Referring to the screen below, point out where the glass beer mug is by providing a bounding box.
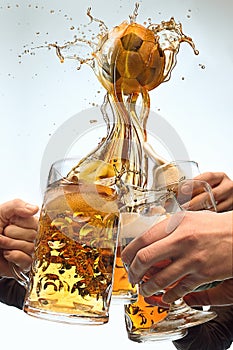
[13,158,119,325]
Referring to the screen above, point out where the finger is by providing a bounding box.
[180,180,204,197]
[127,234,187,286]
[121,218,168,267]
[194,172,224,188]
[216,197,233,212]
[144,295,170,309]
[182,192,216,211]
[139,259,190,297]
[0,250,10,276]
[183,290,212,306]
[121,212,184,267]
[0,235,35,255]
[212,182,233,211]
[0,199,39,227]
[4,225,37,242]
[9,213,39,230]
[179,179,216,211]
[3,250,32,271]
[162,276,206,304]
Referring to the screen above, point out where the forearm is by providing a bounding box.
[173,305,233,350]
[0,277,26,309]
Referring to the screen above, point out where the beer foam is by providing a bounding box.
[154,163,181,188]
[120,207,166,240]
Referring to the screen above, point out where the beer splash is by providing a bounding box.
[30,4,198,310]
[49,4,198,187]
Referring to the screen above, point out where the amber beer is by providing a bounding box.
[112,190,169,304]
[112,246,138,303]
[124,294,168,342]
[23,179,119,324]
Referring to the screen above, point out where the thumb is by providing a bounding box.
[183,290,211,306]
[0,199,39,228]
[184,280,231,307]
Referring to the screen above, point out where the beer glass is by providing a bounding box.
[152,159,217,211]
[112,186,172,305]
[119,187,216,341]
[119,189,187,341]
[112,160,199,305]
[14,158,119,324]
[152,160,200,190]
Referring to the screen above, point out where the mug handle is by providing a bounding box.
[10,263,29,288]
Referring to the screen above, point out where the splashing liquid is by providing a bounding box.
[50,4,198,188]
[38,4,199,311]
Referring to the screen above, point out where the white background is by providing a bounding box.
[0,0,232,349]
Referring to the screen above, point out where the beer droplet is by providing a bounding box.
[199,63,205,69]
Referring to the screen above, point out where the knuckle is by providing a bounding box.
[5,250,31,269]
[30,229,37,240]
[11,198,25,207]
[23,229,37,242]
[154,276,167,290]
[182,232,198,246]
[3,225,13,237]
[179,280,194,294]
[219,172,227,179]
[199,171,213,182]
[136,248,150,267]
[27,242,35,255]
[180,223,199,246]
[141,279,163,296]
[229,180,233,191]
[0,235,12,248]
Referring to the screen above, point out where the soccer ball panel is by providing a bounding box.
[121,33,143,51]
[116,50,144,78]
[123,23,155,43]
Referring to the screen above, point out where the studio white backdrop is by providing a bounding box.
[0,1,232,349]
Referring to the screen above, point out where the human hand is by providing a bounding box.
[0,199,39,278]
[121,210,233,304]
[183,278,233,306]
[192,172,233,212]
[145,278,233,307]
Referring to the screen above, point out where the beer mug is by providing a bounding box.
[119,189,188,341]
[112,185,174,305]
[13,158,119,324]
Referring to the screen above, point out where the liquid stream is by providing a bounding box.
[25,4,199,312]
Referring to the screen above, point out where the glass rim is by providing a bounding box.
[166,159,199,167]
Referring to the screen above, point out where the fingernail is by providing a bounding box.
[128,273,136,285]
[140,284,151,297]
[181,202,190,210]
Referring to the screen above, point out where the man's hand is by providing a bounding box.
[121,210,233,304]
[184,278,233,306]
[194,172,233,212]
[0,199,39,278]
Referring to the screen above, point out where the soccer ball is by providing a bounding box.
[94,21,166,95]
